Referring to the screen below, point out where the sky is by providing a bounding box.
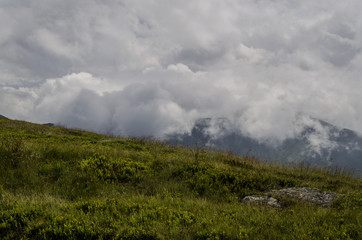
[1,0,362,142]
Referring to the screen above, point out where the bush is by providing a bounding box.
[80,154,150,183]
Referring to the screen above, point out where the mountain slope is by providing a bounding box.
[168,117,362,175]
[0,118,361,239]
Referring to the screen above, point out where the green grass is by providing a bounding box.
[0,118,361,239]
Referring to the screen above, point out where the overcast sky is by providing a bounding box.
[1,0,362,141]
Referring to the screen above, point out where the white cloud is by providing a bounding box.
[167,63,192,73]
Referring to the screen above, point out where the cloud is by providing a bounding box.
[1,0,362,144]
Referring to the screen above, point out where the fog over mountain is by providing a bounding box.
[1,1,362,148]
[167,116,362,175]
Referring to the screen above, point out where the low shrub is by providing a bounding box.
[80,153,150,183]
[332,192,362,210]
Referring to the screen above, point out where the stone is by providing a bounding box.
[242,195,281,208]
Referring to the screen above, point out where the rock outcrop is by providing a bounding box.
[242,187,342,208]
[242,195,281,208]
[268,187,342,208]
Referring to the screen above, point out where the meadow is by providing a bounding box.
[0,118,361,239]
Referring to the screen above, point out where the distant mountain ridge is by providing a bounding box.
[0,114,8,119]
[168,117,362,175]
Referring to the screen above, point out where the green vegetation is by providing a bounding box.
[0,118,361,239]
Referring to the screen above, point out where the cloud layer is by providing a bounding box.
[1,0,362,141]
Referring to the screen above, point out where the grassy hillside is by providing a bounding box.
[0,118,361,239]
